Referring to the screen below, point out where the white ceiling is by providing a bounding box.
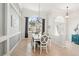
[19,3,79,13]
[19,3,79,18]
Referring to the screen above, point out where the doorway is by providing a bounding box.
[25,16,45,38]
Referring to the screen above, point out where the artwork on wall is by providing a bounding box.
[11,15,13,27]
[10,14,19,28]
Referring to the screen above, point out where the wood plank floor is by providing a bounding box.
[10,37,79,56]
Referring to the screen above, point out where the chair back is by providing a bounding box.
[40,35,48,44]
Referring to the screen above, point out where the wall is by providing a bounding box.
[9,34,20,50]
[22,8,47,19]
[47,10,67,46]
[8,4,20,36]
[0,3,6,37]
[0,3,3,37]
[7,4,22,54]
[0,40,7,55]
[0,3,7,56]
[21,15,25,39]
[0,3,25,55]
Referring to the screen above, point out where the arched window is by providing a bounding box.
[54,16,65,36]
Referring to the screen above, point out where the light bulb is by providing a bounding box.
[65,15,69,18]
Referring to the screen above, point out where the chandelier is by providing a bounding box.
[65,5,69,18]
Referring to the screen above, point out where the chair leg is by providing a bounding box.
[46,47,48,54]
[40,47,42,54]
[50,39,51,47]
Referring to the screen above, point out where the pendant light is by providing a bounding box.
[65,4,69,18]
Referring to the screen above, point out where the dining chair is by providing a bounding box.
[40,34,49,54]
[32,32,41,52]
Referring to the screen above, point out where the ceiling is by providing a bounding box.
[19,3,79,18]
[19,3,79,13]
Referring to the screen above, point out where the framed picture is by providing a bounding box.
[11,15,14,27]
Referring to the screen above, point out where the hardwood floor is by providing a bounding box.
[10,37,79,56]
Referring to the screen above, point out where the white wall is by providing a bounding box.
[22,8,47,19]
[0,4,3,37]
[7,4,20,36]
[47,10,67,46]
[5,4,22,55]
[0,3,25,55]
[0,3,6,37]
[21,15,25,39]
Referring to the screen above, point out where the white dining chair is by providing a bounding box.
[32,33,41,52]
[40,35,49,54]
